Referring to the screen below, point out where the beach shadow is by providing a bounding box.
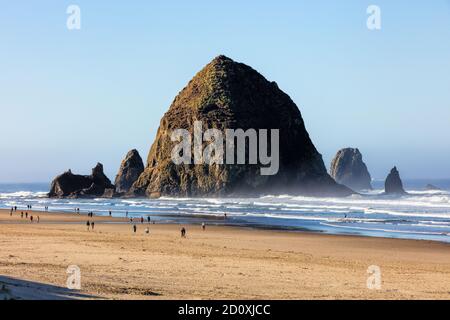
[0,275,98,300]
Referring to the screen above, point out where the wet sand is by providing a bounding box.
[1,209,450,300]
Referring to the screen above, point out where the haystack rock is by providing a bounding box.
[131,55,352,198]
[114,149,145,194]
[384,166,406,195]
[330,148,372,191]
[48,163,114,198]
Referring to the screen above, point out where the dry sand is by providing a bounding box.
[1,209,450,300]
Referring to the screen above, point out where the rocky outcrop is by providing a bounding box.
[384,167,406,195]
[102,188,117,198]
[48,163,114,198]
[330,148,372,191]
[114,149,144,194]
[131,55,352,198]
[425,184,441,191]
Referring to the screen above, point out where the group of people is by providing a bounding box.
[128,216,154,224]
[8,204,212,239]
[129,224,205,238]
[86,220,95,231]
[132,224,151,235]
[10,207,39,223]
[180,223,205,238]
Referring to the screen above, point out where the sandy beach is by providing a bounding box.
[1,209,450,300]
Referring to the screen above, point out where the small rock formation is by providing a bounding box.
[48,163,114,198]
[102,188,117,198]
[131,55,352,198]
[330,148,372,191]
[384,167,406,195]
[114,149,144,194]
[425,184,441,191]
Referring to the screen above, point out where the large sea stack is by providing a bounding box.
[131,55,351,198]
[114,149,145,194]
[49,163,114,198]
[384,166,406,195]
[330,148,372,191]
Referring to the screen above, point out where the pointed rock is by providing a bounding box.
[330,148,372,191]
[131,55,352,197]
[115,149,144,194]
[384,166,406,195]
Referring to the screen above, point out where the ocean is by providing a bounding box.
[1,180,450,243]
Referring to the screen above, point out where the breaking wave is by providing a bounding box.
[1,184,450,242]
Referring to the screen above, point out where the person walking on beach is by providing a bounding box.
[86,221,90,231]
[140,217,144,224]
[10,208,13,216]
[25,212,28,219]
[91,222,95,231]
[21,212,23,218]
[30,216,33,223]
[126,211,128,218]
[133,225,137,233]
[109,210,112,217]
[202,222,206,231]
[14,206,17,212]
[181,227,186,238]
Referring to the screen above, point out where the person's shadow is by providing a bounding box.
[0,275,98,300]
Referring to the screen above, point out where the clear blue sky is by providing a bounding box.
[1,0,449,183]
